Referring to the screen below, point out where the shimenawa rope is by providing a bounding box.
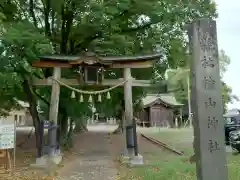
[51,77,129,95]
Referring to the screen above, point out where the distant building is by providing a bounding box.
[134,94,183,128]
[0,100,33,126]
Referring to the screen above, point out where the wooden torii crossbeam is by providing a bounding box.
[32,53,161,87]
[31,52,162,164]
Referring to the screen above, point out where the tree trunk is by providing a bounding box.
[112,117,123,134]
[67,118,74,144]
[61,117,75,149]
[74,117,88,133]
[22,76,42,157]
[112,96,124,134]
[74,120,81,132]
[57,110,68,145]
[57,110,71,149]
[30,105,42,157]
[112,102,124,134]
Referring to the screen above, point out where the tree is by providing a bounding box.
[0,0,218,150]
[165,49,238,116]
[0,21,52,156]
[219,49,231,78]
[165,67,191,126]
[219,50,239,111]
[165,67,190,103]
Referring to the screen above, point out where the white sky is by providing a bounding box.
[216,0,240,109]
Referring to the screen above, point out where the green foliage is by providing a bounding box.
[0,72,21,116]
[0,0,218,128]
[165,68,189,103]
[0,21,52,116]
[219,49,231,78]
[222,82,239,112]
[165,49,238,111]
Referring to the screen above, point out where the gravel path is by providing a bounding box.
[57,131,119,180]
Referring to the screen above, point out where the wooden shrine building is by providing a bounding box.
[31,52,162,162]
[135,94,183,128]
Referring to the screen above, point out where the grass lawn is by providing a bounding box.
[120,128,240,180]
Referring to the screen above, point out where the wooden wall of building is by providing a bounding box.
[150,104,174,127]
[135,103,174,128]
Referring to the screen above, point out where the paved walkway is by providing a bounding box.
[57,129,119,180]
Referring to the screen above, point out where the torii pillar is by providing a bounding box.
[31,67,62,168]
[48,67,61,157]
[123,67,143,165]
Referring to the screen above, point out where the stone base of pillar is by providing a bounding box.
[130,154,144,165]
[48,153,62,165]
[119,154,144,166]
[30,153,62,169]
[30,155,62,175]
[30,156,48,168]
[119,154,131,164]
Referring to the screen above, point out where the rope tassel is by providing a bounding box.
[106,92,111,99]
[98,94,102,102]
[52,77,128,101]
[88,95,93,103]
[71,91,76,99]
[79,94,84,102]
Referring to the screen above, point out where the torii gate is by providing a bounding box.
[31,52,161,165]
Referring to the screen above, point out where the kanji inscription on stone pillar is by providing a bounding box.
[188,20,228,180]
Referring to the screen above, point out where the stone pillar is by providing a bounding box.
[188,19,228,180]
[48,67,61,157]
[123,68,143,165]
[124,68,135,157]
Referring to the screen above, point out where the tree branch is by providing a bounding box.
[60,2,74,54]
[41,0,51,37]
[29,0,38,28]
[33,88,67,115]
[51,9,55,34]
[73,1,135,51]
[120,22,154,33]
[60,4,66,53]
[74,21,155,50]
[33,90,50,106]
[74,32,103,50]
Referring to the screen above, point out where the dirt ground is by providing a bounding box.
[56,131,119,180]
[0,126,121,180]
[0,127,55,179]
[0,126,174,180]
